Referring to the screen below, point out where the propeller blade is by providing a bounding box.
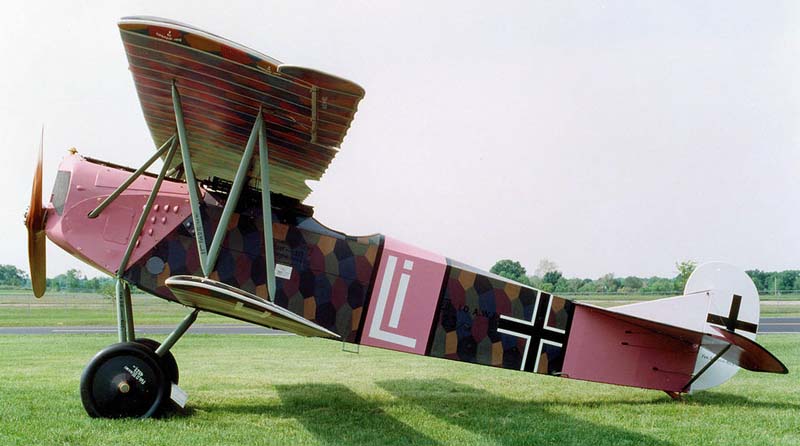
[25,129,46,298]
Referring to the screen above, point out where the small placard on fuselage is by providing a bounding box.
[275,264,293,279]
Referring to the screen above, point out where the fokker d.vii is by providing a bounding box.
[24,16,787,419]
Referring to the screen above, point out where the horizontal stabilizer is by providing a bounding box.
[165,275,340,339]
[598,303,704,345]
[607,263,776,391]
[578,304,788,381]
[707,327,787,374]
[599,304,788,374]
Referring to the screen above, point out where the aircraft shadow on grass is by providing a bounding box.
[205,384,436,445]
[208,380,677,446]
[375,379,676,446]
[377,379,800,444]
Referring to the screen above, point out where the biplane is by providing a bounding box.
[24,16,787,419]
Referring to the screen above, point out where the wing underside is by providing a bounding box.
[118,16,365,200]
[165,275,340,339]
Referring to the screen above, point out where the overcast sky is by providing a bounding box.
[1,1,798,280]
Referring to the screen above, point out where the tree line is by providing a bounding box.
[0,265,116,296]
[489,259,800,295]
[1,261,798,296]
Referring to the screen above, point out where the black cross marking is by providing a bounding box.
[498,292,566,373]
[706,294,758,334]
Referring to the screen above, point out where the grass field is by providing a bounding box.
[582,299,800,317]
[760,305,800,317]
[0,334,797,446]
[2,292,799,327]
[0,293,236,327]
[561,292,800,302]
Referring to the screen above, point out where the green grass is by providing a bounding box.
[761,305,800,318]
[3,292,799,328]
[563,292,800,302]
[579,299,800,317]
[0,334,797,446]
[0,293,236,327]
[572,294,800,317]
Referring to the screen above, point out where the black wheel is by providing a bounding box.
[134,338,179,384]
[80,342,169,419]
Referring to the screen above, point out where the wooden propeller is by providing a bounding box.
[25,131,46,298]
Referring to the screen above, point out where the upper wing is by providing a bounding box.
[118,16,365,200]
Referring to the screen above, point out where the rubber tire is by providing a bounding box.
[134,338,179,384]
[80,342,169,419]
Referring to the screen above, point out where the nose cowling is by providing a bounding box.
[43,153,193,277]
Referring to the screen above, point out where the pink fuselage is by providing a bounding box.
[46,154,192,276]
[45,153,385,343]
[44,154,709,394]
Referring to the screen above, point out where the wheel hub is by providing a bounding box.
[80,342,169,419]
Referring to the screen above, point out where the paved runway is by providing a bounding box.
[0,318,798,335]
[759,318,800,334]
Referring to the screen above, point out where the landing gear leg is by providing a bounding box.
[80,135,187,419]
[135,338,179,384]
